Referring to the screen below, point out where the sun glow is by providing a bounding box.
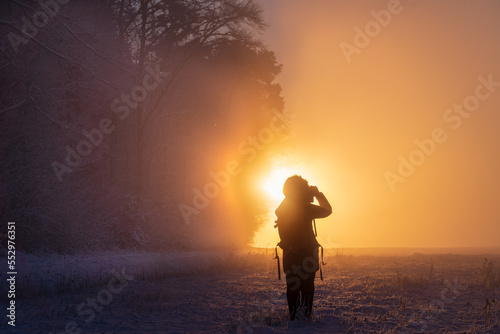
[260,167,295,203]
[252,166,305,248]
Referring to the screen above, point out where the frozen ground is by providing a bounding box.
[1,249,500,333]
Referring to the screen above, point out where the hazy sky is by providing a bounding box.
[253,0,500,248]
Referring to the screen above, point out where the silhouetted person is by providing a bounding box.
[275,175,332,320]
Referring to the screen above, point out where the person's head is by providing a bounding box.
[282,175,312,203]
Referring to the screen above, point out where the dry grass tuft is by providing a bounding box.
[478,258,500,291]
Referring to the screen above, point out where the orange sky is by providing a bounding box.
[253,0,500,248]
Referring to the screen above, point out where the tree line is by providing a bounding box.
[0,0,286,253]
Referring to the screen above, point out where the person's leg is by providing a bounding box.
[299,247,319,319]
[301,272,316,319]
[283,251,301,320]
[286,274,300,320]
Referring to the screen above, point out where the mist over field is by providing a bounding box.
[1,0,500,333]
[1,0,288,253]
[256,0,500,249]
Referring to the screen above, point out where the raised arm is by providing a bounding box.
[309,187,332,219]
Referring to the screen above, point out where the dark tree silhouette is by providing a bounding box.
[0,0,286,252]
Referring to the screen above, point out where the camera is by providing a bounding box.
[307,185,318,202]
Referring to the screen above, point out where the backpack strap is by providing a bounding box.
[313,219,326,280]
[318,244,326,281]
[274,245,281,280]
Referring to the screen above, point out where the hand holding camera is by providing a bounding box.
[309,185,320,198]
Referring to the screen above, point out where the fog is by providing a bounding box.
[254,0,500,248]
[2,0,500,253]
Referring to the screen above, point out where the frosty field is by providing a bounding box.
[2,249,499,333]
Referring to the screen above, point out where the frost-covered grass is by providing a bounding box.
[2,250,500,333]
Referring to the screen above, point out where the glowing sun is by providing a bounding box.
[260,167,296,202]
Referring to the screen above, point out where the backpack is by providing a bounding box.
[274,202,309,252]
[273,200,326,280]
